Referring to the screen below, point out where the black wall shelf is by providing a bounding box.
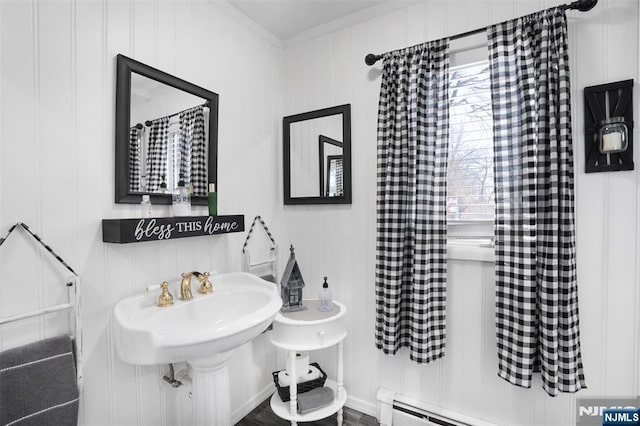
[102,215,244,243]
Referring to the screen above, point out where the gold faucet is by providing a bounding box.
[179,272,197,300]
[179,271,213,300]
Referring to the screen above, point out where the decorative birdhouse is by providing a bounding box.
[280,245,307,312]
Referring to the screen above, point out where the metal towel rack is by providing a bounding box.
[0,222,83,391]
[241,215,279,283]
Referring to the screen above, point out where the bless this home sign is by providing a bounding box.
[102,215,245,243]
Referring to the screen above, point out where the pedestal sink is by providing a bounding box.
[113,272,282,425]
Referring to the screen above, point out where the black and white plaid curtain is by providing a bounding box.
[375,39,450,363]
[146,117,170,192]
[333,158,343,196]
[179,105,207,196]
[128,126,142,192]
[488,7,586,396]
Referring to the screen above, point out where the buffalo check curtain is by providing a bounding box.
[488,7,586,396]
[179,105,207,197]
[146,117,170,192]
[128,126,142,192]
[375,39,450,363]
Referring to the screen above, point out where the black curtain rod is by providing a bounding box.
[132,101,211,129]
[364,0,597,66]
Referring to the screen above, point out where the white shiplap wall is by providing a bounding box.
[280,1,640,425]
[0,1,283,425]
[0,1,638,426]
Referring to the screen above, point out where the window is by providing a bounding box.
[447,60,495,222]
[167,120,180,191]
[166,117,190,191]
[447,60,495,259]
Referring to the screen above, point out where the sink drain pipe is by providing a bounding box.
[163,363,183,388]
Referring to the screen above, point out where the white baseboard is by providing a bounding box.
[231,382,275,424]
[346,394,378,419]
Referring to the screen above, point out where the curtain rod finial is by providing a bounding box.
[569,0,597,12]
[365,53,381,66]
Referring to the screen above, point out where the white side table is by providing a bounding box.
[270,299,347,426]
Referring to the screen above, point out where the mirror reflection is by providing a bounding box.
[319,135,344,197]
[290,115,342,198]
[129,72,209,197]
[115,54,218,205]
[283,104,351,205]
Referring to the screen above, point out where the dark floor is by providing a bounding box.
[236,395,378,425]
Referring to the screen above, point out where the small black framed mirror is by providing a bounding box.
[283,104,351,205]
[115,54,219,205]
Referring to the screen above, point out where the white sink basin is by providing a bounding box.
[113,272,282,366]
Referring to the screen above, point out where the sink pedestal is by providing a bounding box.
[189,352,233,426]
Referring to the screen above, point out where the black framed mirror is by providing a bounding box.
[283,104,351,205]
[115,54,219,205]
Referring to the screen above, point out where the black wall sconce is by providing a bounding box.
[584,79,634,173]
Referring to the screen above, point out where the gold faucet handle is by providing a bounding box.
[157,281,174,307]
[198,271,213,295]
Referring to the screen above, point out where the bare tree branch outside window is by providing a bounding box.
[447,61,495,221]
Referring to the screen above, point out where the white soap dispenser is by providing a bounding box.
[140,194,152,218]
[318,276,333,312]
[172,174,191,217]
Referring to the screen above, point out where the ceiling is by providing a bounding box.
[226,0,387,41]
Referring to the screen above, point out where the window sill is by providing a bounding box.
[447,241,495,262]
[447,220,495,262]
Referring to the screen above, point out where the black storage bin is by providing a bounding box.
[272,362,328,402]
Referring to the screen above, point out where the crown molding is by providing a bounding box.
[208,0,283,49]
[283,0,420,48]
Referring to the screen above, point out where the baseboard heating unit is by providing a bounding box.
[376,388,498,426]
